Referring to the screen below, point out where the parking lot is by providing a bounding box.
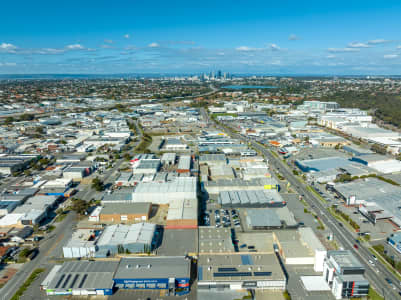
[202,208,242,230]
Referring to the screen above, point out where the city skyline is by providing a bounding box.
[1,0,401,75]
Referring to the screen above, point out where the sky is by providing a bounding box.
[1,0,401,75]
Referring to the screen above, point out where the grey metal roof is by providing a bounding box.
[47,261,118,290]
[218,190,283,207]
[97,223,155,247]
[246,209,282,227]
[101,202,151,215]
[114,256,190,279]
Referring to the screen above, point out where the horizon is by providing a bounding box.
[1,0,401,74]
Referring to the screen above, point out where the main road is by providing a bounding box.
[0,212,77,300]
[202,108,401,300]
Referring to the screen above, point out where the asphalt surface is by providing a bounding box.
[203,108,401,300]
[0,211,77,300]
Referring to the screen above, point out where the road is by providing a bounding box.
[0,211,77,300]
[202,108,401,299]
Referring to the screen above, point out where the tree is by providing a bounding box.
[91,177,105,192]
[70,198,89,215]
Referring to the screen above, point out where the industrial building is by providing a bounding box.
[133,159,161,175]
[245,208,297,229]
[113,256,191,295]
[219,190,286,208]
[161,152,176,165]
[203,178,279,196]
[96,223,157,256]
[274,228,326,271]
[295,156,352,173]
[198,227,235,254]
[43,261,118,296]
[351,154,401,173]
[0,154,39,175]
[323,250,369,299]
[99,202,152,223]
[209,165,235,180]
[63,229,98,258]
[333,178,401,227]
[177,155,191,173]
[132,177,197,204]
[197,254,286,291]
[199,154,227,166]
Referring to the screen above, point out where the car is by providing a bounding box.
[355,239,360,244]
[338,222,343,227]
[368,260,375,266]
[353,244,359,249]
[372,255,377,261]
[385,278,392,285]
[247,245,255,249]
[240,244,247,248]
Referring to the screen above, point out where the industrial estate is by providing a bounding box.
[0,76,401,300]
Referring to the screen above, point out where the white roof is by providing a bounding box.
[97,223,155,246]
[300,276,330,291]
[0,214,24,226]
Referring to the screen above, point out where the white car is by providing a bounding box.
[368,260,375,266]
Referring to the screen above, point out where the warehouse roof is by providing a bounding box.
[46,261,118,290]
[100,202,151,215]
[246,209,281,227]
[114,256,190,279]
[97,223,155,247]
[199,154,227,163]
[199,227,234,253]
[198,253,285,282]
[219,190,284,207]
[177,155,191,170]
[296,156,352,172]
[134,177,196,194]
[327,250,364,269]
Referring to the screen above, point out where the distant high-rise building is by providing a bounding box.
[217,70,222,79]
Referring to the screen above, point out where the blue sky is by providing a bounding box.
[1,0,401,74]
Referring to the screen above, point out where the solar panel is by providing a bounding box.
[240,255,254,265]
[253,272,272,276]
[61,274,72,288]
[218,267,237,272]
[69,274,80,288]
[55,274,65,289]
[78,274,88,288]
[213,272,252,277]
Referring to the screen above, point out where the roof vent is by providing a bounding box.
[126,264,132,269]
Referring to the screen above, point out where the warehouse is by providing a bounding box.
[219,190,285,208]
[244,208,298,230]
[199,154,227,166]
[114,172,133,186]
[0,154,39,175]
[43,261,118,296]
[198,227,235,254]
[133,159,161,175]
[132,177,197,204]
[63,229,98,258]
[295,157,352,173]
[113,256,191,295]
[102,190,133,204]
[161,153,176,165]
[197,253,286,291]
[63,166,88,180]
[96,223,156,256]
[177,155,191,173]
[333,178,401,227]
[11,195,60,225]
[166,197,198,229]
[274,228,326,271]
[99,202,152,223]
[163,138,188,151]
[203,178,279,195]
[351,154,401,173]
[209,165,235,180]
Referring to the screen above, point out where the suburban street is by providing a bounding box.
[203,108,401,300]
[0,211,77,300]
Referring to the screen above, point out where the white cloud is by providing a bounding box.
[104,39,113,44]
[37,48,65,55]
[148,42,160,48]
[384,54,399,59]
[65,44,85,50]
[100,44,114,49]
[288,34,300,41]
[328,47,360,53]
[236,46,254,51]
[270,43,281,51]
[124,34,130,39]
[326,55,336,59]
[348,42,370,48]
[368,39,392,45]
[0,43,17,50]
[397,45,401,50]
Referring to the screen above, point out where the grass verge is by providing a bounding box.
[11,268,45,300]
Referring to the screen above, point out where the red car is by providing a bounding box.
[353,244,359,249]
